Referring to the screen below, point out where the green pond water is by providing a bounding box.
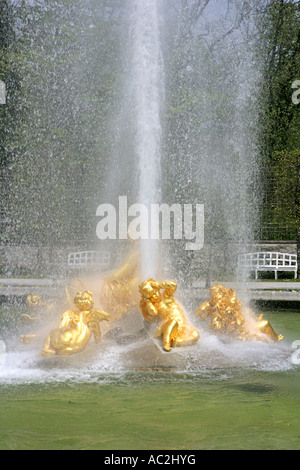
[0,308,299,450]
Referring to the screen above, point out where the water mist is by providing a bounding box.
[127,0,165,280]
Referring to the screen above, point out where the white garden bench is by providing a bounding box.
[238,252,298,279]
[67,251,111,271]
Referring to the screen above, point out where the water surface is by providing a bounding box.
[0,310,299,450]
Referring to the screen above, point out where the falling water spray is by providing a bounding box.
[128,0,165,280]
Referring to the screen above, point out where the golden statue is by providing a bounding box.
[139,278,199,352]
[99,249,140,321]
[19,293,55,344]
[19,293,54,325]
[41,290,110,356]
[195,283,283,342]
[64,249,140,324]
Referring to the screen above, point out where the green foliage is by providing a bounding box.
[273,150,300,231]
[257,0,300,159]
[255,0,300,242]
[0,1,24,168]
[1,0,123,246]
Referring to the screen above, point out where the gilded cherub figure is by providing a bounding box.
[139,278,199,352]
[41,290,110,356]
[19,293,55,345]
[195,283,283,342]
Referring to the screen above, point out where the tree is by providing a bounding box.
[0,1,30,243]
[257,0,300,159]
[1,0,123,248]
[255,0,300,253]
[273,150,300,277]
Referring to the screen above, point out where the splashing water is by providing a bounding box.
[0,1,297,388]
[0,326,295,386]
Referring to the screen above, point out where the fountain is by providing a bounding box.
[1,1,299,452]
[0,0,287,370]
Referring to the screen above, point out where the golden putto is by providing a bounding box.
[139,278,200,351]
[195,283,283,342]
[41,290,110,356]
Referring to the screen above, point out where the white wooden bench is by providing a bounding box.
[67,251,111,271]
[238,252,298,279]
